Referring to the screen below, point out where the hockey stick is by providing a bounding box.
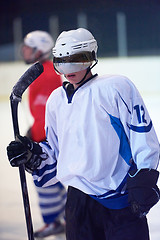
[10,62,44,240]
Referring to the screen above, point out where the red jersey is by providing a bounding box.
[29,60,62,142]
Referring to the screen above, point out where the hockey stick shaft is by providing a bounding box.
[9,62,44,240]
[10,99,34,240]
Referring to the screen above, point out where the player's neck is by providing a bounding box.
[73,71,93,89]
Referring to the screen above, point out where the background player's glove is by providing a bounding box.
[127,168,160,218]
[7,135,48,173]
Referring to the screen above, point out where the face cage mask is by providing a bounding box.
[53,51,96,74]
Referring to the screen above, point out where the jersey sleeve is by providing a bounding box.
[32,91,60,187]
[32,141,58,187]
[115,77,160,170]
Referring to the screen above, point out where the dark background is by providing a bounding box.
[1,0,160,61]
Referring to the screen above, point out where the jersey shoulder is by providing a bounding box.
[93,74,135,93]
[92,74,140,103]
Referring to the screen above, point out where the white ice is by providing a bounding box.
[0,57,160,239]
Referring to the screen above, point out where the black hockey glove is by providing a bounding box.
[127,168,160,218]
[7,135,48,173]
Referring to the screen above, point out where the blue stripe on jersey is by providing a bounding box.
[41,140,52,149]
[93,171,128,199]
[127,120,152,133]
[33,162,57,177]
[89,174,130,209]
[109,114,132,166]
[33,170,57,187]
[90,192,129,209]
[118,92,131,114]
[90,161,138,209]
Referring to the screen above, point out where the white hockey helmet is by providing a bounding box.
[23,30,54,62]
[52,28,98,74]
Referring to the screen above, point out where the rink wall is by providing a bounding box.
[0,61,28,101]
[0,56,160,101]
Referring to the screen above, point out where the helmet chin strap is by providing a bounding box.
[75,60,98,85]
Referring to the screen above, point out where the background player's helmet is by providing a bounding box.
[52,28,98,74]
[23,30,54,63]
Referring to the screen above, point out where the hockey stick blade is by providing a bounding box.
[10,62,44,101]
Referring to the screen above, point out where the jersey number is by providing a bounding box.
[134,105,147,124]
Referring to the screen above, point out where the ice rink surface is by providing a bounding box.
[0,58,160,239]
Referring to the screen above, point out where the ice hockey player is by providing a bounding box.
[21,30,66,238]
[7,28,160,240]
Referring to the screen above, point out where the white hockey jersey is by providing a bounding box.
[32,74,160,209]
